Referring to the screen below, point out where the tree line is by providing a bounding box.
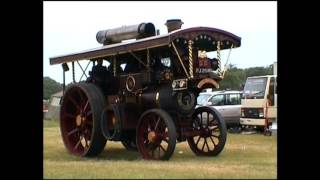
[43,76,62,100]
[218,64,274,90]
[43,64,274,99]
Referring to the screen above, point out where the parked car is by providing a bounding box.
[197,90,242,128]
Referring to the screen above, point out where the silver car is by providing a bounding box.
[197,90,242,128]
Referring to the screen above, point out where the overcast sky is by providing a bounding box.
[43,1,277,84]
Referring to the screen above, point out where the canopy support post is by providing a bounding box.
[129,51,148,69]
[147,48,150,68]
[76,61,88,81]
[221,44,234,78]
[79,60,91,82]
[72,62,75,83]
[113,56,117,77]
[171,42,190,79]
[61,63,69,96]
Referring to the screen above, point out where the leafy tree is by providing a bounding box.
[244,65,273,77]
[218,64,274,90]
[43,77,62,100]
[219,64,245,90]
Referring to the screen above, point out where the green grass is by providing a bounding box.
[44,120,277,179]
[43,119,59,128]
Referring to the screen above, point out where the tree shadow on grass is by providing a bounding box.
[44,145,141,162]
[46,141,230,162]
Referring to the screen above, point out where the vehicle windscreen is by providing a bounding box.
[197,94,212,105]
[242,77,267,99]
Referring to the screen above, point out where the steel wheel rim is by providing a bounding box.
[60,87,94,156]
[137,113,170,160]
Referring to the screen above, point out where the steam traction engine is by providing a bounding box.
[50,19,241,160]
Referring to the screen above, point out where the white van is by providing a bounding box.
[240,75,277,131]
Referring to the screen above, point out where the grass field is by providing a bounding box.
[43,120,277,179]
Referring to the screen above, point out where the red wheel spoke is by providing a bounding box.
[151,115,157,129]
[87,110,92,116]
[211,128,220,134]
[68,95,81,110]
[147,121,151,131]
[67,128,79,136]
[209,120,218,126]
[201,139,206,151]
[194,117,200,129]
[74,136,83,150]
[161,131,169,139]
[77,88,85,109]
[86,120,93,126]
[205,138,210,151]
[207,112,209,127]
[210,126,218,130]
[83,100,89,112]
[84,136,89,148]
[83,129,90,137]
[212,134,220,138]
[159,144,166,152]
[195,136,201,146]
[162,138,169,144]
[209,136,216,146]
[64,112,76,119]
[154,117,160,131]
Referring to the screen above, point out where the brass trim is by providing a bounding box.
[155,92,160,107]
[188,40,194,79]
[216,41,221,76]
[125,75,136,92]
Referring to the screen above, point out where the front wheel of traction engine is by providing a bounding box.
[187,106,227,156]
[136,109,177,160]
[60,83,107,157]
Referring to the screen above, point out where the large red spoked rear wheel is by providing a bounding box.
[187,106,227,156]
[136,109,176,160]
[60,83,107,157]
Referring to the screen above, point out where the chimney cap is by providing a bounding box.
[165,19,184,25]
[165,19,184,33]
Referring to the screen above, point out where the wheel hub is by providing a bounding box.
[76,115,82,126]
[148,131,157,142]
[76,114,86,126]
[201,128,211,137]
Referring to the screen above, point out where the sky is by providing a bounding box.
[43,1,277,84]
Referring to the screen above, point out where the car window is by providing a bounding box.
[197,94,212,105]
[209,94,225,106]
[225,93,241,105]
